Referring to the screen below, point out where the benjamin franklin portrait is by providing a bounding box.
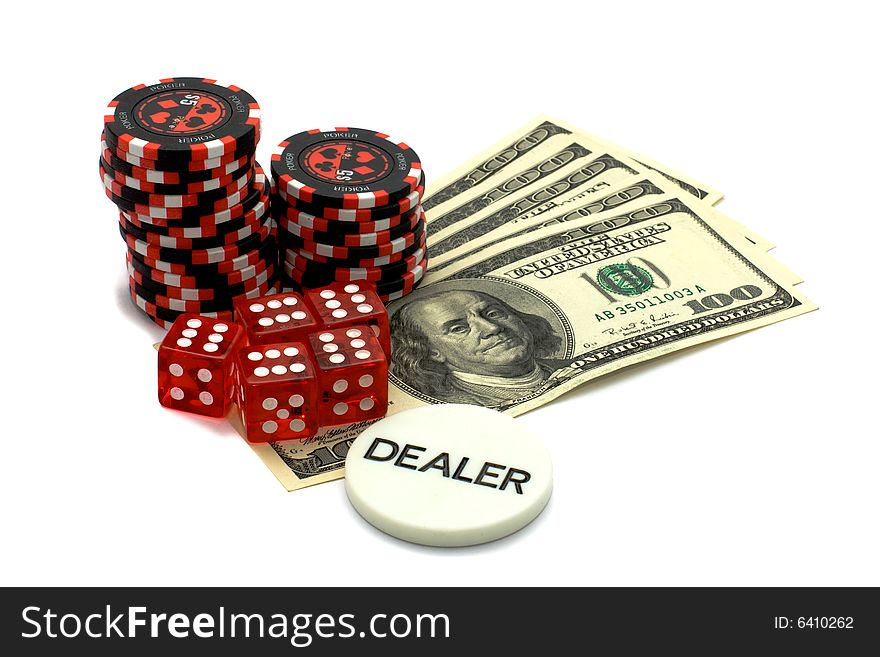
[389,285,572,407]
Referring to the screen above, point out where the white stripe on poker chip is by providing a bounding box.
[354,191,379,208]
[125,136,151,158]
[345,405,552,547]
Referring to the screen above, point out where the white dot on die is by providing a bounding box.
[357,304,373,313]
[351,294,366,303]
[271,365,287,375]
[320,290,336,299]
[182,328,198,338]
[283,346,299,357]
[275,314,291,323]
[170,387,185,400]
[325,299,341,309]
[203,343,219,353]
[359,398,375,411]
[265,349,281,359]
[186,318,202,328]
[254,367,270,377]
[262,421,278,434]
[267,300,282,309]
[346,328,362,338]
[350,339,366,348]
[329,353,346,364]
[290,363,306,373]
[282,297,297,306]
[290,419,306,432]
[208,333,223,343]
[276,409,290,420]
[289,394,305,407]
[333,379,348,393]
[199,392,214,405]
[197,368,212,382]
[247,351,263,361]
[332,309,348,318]
[359,374,374,387]
[355,350,371,360]
[258,318,274,326]
[333,402,348,416]
[249,303,264,312]
[176,338,192,348]
[262,397,278,410]
[344,284,359,293]
[323,343,339,353]
[169,363,184,376]
[319,333,334,342]
[213,323,228,332]
[292,311,306,320]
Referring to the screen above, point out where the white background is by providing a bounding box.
[1,1,877,586]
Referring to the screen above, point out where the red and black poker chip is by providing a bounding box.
[269,129,428,302]
[103,78,261,164]
[99,78,282,325]
[270,128,422,209]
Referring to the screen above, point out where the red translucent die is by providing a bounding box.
[158,314,245,418]
[303,283,390,357]
[308,324,388,427]
[233,292,319,346]
[234,342,319,443]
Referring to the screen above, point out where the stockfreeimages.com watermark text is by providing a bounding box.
[21,605,450,647]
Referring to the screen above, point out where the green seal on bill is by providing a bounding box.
[596,263,654,296]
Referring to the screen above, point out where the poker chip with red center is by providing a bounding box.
[107,139,255,173]
[103,78,261,163]
[100,155,254,195]
[129,259,276,302]
[284,243,427,283]
[122,212,273,265]
[277,185,424,223]
[121,169,269,230]
[271,128,422,209]
[272,197,421,235]
[276,203,422,246]
[130,271,277,313]
[119,191,267,240]
[129,233,277,275]
[101,138,254,184]
[126,244,274,289]
[282,257,426,302]
[282,220,425,269]
[284,250,428,291]
[102,164,254,214]
[131,289,281,328]
[281,214,425,261]
[99,79,279,326]
[118,202,267,250]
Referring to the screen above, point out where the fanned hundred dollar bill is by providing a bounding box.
[252,119,808,491]
[424,116,775,253]
[385,193,814,415]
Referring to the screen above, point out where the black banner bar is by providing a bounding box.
[2,587,877,654]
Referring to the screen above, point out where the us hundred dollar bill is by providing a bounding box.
[249,119,802,491]
[251,189,812,490]
[424,115,725,212]
[424,115,775,253]
[384,193,814,416]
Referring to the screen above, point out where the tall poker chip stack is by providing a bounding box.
[99,78,278,329]
[270,128,427,303]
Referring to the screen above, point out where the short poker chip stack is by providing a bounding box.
[270,128,427,303]
[99,78,279,329]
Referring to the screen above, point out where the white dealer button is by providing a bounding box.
[345,404,552,547]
